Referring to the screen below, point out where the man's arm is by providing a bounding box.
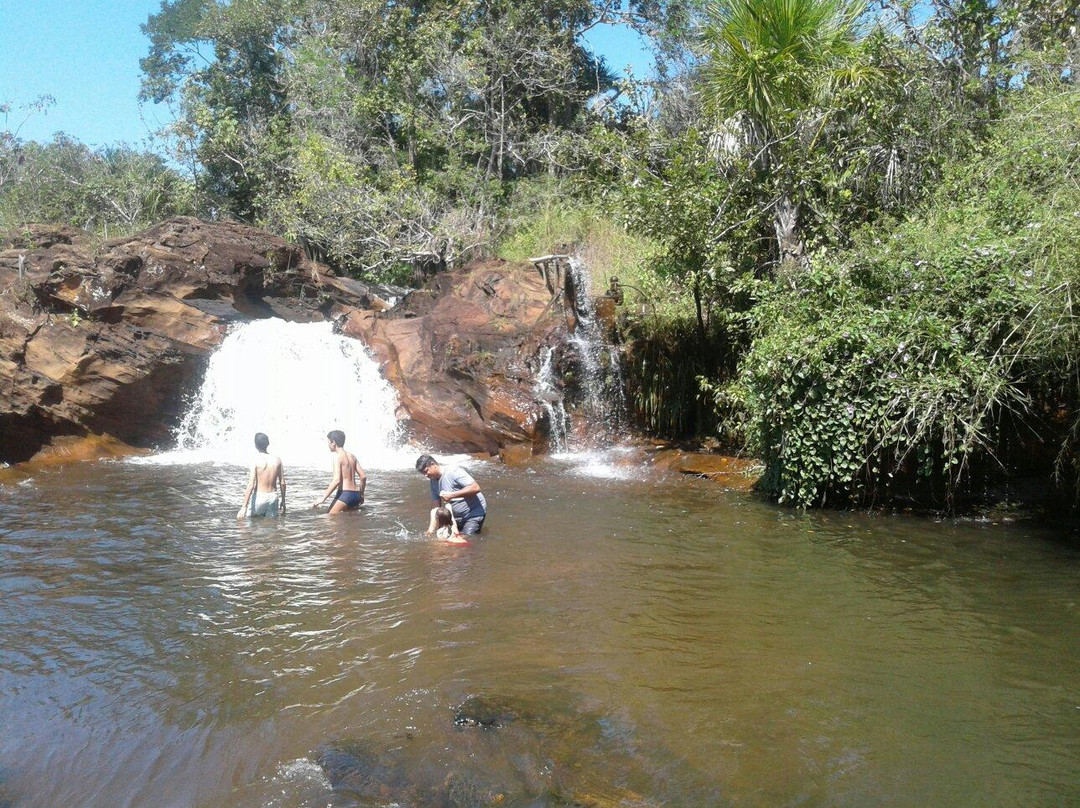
[440,481,480,502]
[237,466,257,519]
[312,462,342,507]
[356,463,367,498]
[277,461,287,513]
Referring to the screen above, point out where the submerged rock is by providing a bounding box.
[315,738,535,807]
[453,694,520,728]
[314,693,675,807]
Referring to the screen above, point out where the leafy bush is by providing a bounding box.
[725,86,1080,507]
[0,134,194,236]
[497,183,737,439]
[498,182,665,307]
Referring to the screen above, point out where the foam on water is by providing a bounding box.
[551,447,639,480]
[140,319,411,469]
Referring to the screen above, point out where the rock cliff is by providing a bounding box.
[0,218,390,462]
[0,218,563,463]
[339,259,566,454]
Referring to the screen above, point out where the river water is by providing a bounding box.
[1,455,1078,808]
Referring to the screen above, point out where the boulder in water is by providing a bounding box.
[498,443,535,467]
[650,449,762,491]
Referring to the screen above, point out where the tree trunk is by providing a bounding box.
[485,80,498,178]
[496,79,506,179]
[774,195,808,286]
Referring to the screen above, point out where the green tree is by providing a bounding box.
[700,0,868,280]
[0,132,193,235]
[141,0,294,218]
[138,0,665,279]
[726,84,1080,508]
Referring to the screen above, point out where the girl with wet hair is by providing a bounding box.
[433,506,469,545]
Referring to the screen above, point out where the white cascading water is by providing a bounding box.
[170,319,404,468]
[527,258,635,478]
[533,347,569,452]
[565,256,626,437]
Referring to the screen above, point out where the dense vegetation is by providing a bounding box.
[728,86,1080,507]
[1,99,193,235]
[2,0,1078,509]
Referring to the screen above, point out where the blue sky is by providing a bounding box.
[0,1,172,147]
[0,1,654,149]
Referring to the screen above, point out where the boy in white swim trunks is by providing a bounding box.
[237,432,286,518]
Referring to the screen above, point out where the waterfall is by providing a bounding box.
[529,257,627,457]
[565,257,626,441]
[533,347,569,452]
[172,319,403,468]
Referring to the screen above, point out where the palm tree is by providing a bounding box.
[701,0,866,279]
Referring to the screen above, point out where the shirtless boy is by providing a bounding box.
[311,430,366,514]
[237,432,286,518]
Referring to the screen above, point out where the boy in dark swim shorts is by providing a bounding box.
[312,430,366,514]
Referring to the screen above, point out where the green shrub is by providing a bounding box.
[725,85,1080,507]
[0,135,194,236]
[497,182,665,305]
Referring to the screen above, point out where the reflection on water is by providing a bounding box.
[0,458,1078,807]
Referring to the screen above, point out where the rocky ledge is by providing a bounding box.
[0,218,566,465]
[340,259,566,455]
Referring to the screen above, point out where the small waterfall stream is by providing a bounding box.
[565,257,626,438]
[172,319,403,468]
[531,256,627,460]
[533,347,569,452]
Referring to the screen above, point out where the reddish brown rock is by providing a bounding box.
[0,217,392,463]
[342,259,567,454]
[650,449,762,491]
[499,443,535,466]
[2,218,569,464]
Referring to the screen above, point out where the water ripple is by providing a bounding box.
[0,461,1078,807]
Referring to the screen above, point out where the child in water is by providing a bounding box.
[433,506,470,545]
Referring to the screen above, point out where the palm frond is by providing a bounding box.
[701,0,867,137]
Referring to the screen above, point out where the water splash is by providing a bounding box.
[161,319,405,468]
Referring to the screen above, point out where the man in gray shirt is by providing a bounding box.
[416,454,487,535]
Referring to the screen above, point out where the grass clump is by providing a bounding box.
[497,180,727,439]
[498,180,667,308]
